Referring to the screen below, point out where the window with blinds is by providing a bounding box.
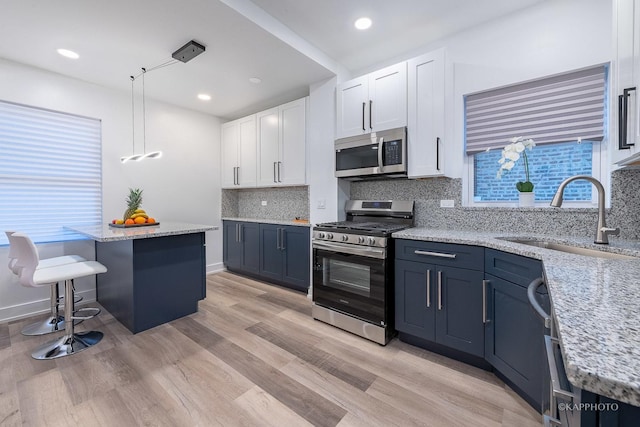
[0,100,102,245]
[465,65,608,205]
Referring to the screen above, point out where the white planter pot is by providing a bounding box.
[519,191,535,207]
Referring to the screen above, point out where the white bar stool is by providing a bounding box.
[5,231,86,336]
[12,232,107,359]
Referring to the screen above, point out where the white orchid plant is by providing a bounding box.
[496,136,536,192]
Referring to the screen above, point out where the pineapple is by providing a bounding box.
[123,188,143,220]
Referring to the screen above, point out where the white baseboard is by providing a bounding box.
[206,262,225,275]
[0,288,96,324]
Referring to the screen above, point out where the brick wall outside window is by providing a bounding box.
[473,141,594,202]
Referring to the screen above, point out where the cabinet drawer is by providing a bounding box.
[485,248,543,288]
[395,239,483,271]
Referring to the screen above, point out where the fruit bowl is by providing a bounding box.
[109,222,159,228]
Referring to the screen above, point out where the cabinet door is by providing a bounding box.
[279,98,306,186]
[259,223,283,281]
[484,274,548,412]
[222,221,242,270]
[336,75,369,138]
[395,259,436,341]
[281,225,310,291]
[407,49,446,178]
[239,222,260,274]
[220,121,239,188]
[237,115,257,187]
[369,62,407,133]
[257,108,280,186]
[435,266,484,357]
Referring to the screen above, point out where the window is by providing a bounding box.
[465,65,608,206]
[0,100,102,245]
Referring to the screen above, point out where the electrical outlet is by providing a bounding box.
[317,199,326,209]
[261,200,267,206]
[440,199,455,208]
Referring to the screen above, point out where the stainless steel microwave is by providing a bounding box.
[335,127,407,180]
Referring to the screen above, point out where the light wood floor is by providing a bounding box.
[0,272,541,426]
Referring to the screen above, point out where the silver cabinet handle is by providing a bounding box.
[232,167,236,185]
[426,269,431,308]
[545,335,577,402]
[543,415,562,427]
[239,224,243,242]
[482,279,489,324]
[236,167,240,185]
[414,250,457,259]
[235,224,239,242]
[437,271,443,310]
[273,162,277,183]
[281,228,286,250]
[277,161,282,183]
[527,278,551,329]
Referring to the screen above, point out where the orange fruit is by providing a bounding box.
[125,218,135,225]
[134,216,146,224]
[147,217,156,224]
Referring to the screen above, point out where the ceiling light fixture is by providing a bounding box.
[121,40,205,164]
[197,93,212,101]
[249,77,262,84]
[354,17,372,30]
[57,48,79,59]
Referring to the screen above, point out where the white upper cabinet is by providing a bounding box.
[613,0,639,164]
[257,97,307,186]
[336,62,407,139]
[407,48,447,178]
[221,114,257,189]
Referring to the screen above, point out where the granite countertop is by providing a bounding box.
[393,227,640,407]
[222,217,312,227]
[68,222,217,242]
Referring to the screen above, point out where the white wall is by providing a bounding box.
[0,58,223,322]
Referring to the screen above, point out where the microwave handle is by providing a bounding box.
[377,137,384,172]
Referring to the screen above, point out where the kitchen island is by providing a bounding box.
[69,222,217,333]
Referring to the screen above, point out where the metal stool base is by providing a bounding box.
[31,331,104,360]
[21,316,86,336]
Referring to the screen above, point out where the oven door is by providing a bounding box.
[312,240,388,325]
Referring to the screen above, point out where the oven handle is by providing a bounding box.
[313,240,386,259]
[545,335,577,403]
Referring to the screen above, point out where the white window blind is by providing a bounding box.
[465,65,607,154]
[0,100,102,245]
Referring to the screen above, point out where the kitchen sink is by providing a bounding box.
[500,238,638,260]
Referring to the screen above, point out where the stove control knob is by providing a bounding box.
[341,234,349,242]
[368,237,376,245]
[326,233,334,240]
[318,232,325,239]
[358,236,365,244]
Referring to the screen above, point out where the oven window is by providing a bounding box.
[323,258,371,297]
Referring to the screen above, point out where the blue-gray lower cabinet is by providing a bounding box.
[395,240,485,358]
[484,249,549,413]
[222,220,259,275]
[259,223,310,292]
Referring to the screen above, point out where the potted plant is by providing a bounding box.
[497,136,536,207]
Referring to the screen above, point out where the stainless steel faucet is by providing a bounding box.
[550,175,619,244]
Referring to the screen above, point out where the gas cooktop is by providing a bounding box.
[314,221,410,235]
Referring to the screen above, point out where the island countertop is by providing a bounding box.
[393,227,640,407]
[68,222,217,242]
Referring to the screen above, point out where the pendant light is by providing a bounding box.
[120,40,205,164]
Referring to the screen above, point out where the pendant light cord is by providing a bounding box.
[141,67,146,155]
[130,76,135,156]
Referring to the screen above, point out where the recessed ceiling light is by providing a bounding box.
[249,77,262,84]
[57,48,79,59]
[197,93,212,101]
[354,17,372,30]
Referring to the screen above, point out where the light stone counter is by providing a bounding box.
[393,227,640,407]
[222,217,311,227]
[68,222,217,242]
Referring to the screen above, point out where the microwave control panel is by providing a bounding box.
[384,140,402,165]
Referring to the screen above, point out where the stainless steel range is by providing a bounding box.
[312,200,414,345]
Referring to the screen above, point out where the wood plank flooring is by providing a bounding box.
[0,272,541,426]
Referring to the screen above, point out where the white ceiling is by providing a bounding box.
[0,0,548,120]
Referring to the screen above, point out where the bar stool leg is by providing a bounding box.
[31,279,103,360]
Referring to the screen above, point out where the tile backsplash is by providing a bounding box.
[221,186,309,221]
[350,169,640,240]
